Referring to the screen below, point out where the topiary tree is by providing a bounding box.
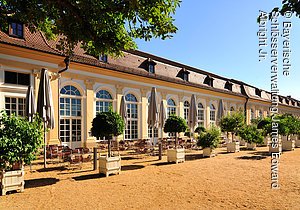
[91,109,124,157]
[163,115,188,148]
[0,111,43,170]
[219,112,245,142]
[238,124,264,144]
[257,116,272,137]
[195,126,206,135]
[197,126,221,149]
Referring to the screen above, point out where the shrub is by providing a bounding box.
[0,111,43,170]
[164,115,188,148]
[197,126,221,149]
[91,109,125,157]
[238,125,264,144]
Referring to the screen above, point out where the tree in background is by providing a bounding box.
[0,0,180,56]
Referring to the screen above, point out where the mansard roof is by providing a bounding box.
[0,27,299,108]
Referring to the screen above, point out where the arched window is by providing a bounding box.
[147,96,158,139]
[96,90,113,113]
[250,109,255,121]
[167,99,176,117]
[210,104,216,125]
[59,85,82,146]
[197,103,205,126]
[184,101,190,122]
[258,110,263,118]
[125,93,138,140]
[230,106,235,112]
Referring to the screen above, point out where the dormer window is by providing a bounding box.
[149,63,155,74]
[9,22,24,38]
[204,75,214,87]
[255,88,262,97]
[99,54,108,63]
[176,68,190,81]
[224,81,233,91]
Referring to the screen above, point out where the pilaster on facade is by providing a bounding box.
[141,88,149,139]
[84,79,96,148]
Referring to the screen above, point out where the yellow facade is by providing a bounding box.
[1,43,300,149]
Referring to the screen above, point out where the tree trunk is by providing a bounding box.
[175,132,177,148]
[232,132,234,142]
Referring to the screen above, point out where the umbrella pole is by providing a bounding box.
[43,121,47,168]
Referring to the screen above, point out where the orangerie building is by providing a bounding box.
[1,24,300,149]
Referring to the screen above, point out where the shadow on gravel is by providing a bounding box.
[236,155,267,160]
[121,165,144,171]
[25,178,59,189]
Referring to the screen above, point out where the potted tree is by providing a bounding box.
[91,109,125,177]
[257,116,272,146]
[197,126,221,157]
[219,112,244,153]
[0,111,43,195]
[279,114,297,151]
[295,118,300,147]
[238,124,264,150]
[164,115,188,164]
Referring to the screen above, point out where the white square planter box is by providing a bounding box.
[269,144,282,154]
[282,140,295,151]
[0,167,24,196]
[227,142,240,153]
[167,148,185,164]
[99,156,121,177]
[246,143,257,150]
[203,148,216,158]
[239,139,247,146]
[295,140,300,148]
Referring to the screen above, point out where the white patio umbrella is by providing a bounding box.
[158,100,166,142]
[188,94,197,140]
[37,68,55,168]
[25,85,36,122]
[147,87,158,146]
[217,99,225,125]
[120,96,127,141]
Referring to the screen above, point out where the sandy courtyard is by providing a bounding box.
[1,147,300,210]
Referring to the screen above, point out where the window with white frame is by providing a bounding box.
[210,104,216,125]
[197,103,205,126]
[5,97,25,116]
[184,101,190,123]
[167,98,176,117]
[258,110,263,118]
[125,93,138,140]
[250,109,255,121]
[96,90,113,113]
[59,85,82,143]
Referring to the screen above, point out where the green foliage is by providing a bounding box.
[197,126,221,149]
[163,115,187,134]
[238,125,264,144]
[195,126,206,134]
[278,114,299,139]
[257,116,272,137]
[219,112,245,140]
[91,109,125,139]
[0,111,44,170]
[0,0,180,56]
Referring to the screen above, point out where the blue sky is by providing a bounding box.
[135,0,300,100]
